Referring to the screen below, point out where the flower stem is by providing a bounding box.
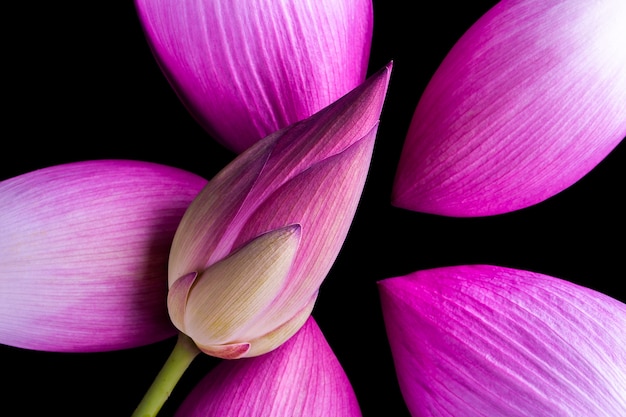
[131,332,200,417]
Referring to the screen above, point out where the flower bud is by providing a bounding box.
[168,64,392,358]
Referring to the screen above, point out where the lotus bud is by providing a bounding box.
[0,160,206,352]
[167,63,392,359]
[134,0,373,153]
[378,264,626,416]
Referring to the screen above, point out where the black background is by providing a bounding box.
[3,1,625,416]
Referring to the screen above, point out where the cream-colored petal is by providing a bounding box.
[184,225,301,346]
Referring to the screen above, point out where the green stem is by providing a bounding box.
[131,332,201,417]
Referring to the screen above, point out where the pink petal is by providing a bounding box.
[0,160,207,352]
[378,264,626,416]
[174,317,362,417]
[134,0,373,153]
[392,0,626,217]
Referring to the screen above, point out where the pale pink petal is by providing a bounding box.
[378,264,626,416]
[0,160,206,352]
[392,0,626,216]
[134,0,373,153]
[175,317,362,417]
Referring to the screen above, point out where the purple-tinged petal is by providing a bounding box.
[378,264,626,416]
[134,0,373,153]
[175,317,362,417]
[0,160,206,352]
[392,0,626,217]
[168,63,392,357]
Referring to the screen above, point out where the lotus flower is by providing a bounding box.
[134,0,373,153]
[378,264,626,416]
[175,317,362,416]
[167,63,391,359]
[0,160,207,352]
[392,0,626,217]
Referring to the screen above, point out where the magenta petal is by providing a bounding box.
[134,0,373,153]
[174,317,362,417]
[0,160,206,352]
[392,0,626,216]
[378,265,626,416]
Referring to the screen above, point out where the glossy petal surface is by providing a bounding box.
[168,64,392,357]
[378,264,626,416]
[135,0,373,153]
[392,0,626,216]
[0,160,206,352]
[175,317,362,417]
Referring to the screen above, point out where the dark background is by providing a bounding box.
[3,1,624,416]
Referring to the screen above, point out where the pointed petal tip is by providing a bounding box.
[322,60,391,127]
[281,223,302,239]
[372,61,393,88]
[344,61,392,103]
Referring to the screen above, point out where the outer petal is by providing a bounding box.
[134,0,373,153]
[174,317,362,417]
[0,160,207,352]
[392,0,626,217]
[378,265,626,417]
